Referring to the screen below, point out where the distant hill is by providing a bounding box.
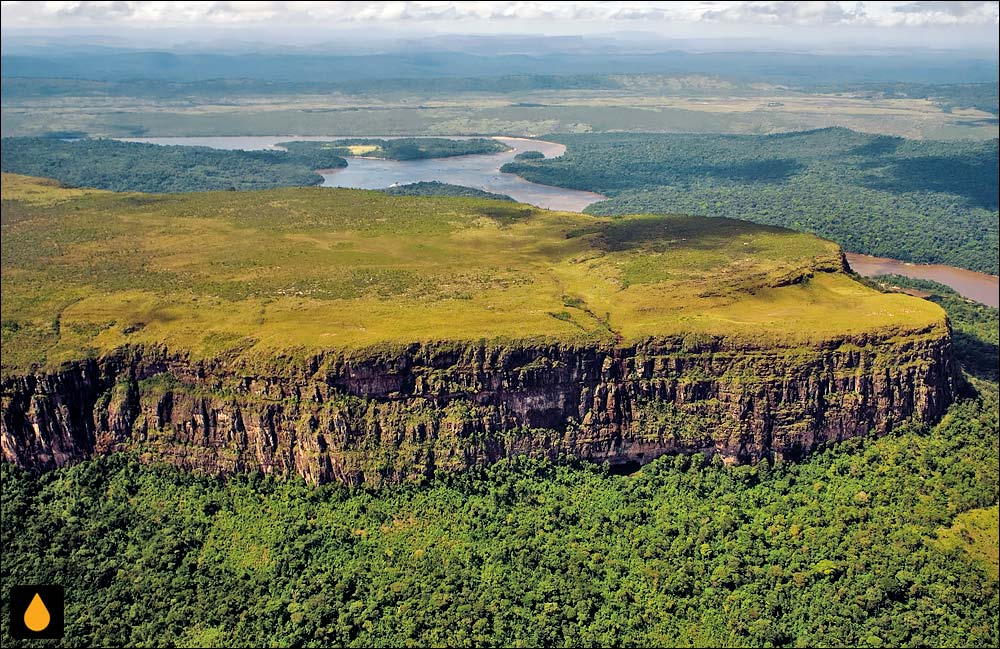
[3,49,996,85]
[380,181,514,201]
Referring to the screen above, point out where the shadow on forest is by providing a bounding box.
[861,153,999,210]
[845,135,902,158]
[952,329,999,383]
[693,158,806,184]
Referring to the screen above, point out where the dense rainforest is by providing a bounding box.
[0,137,345,192]
[2,278,997,648]
[501,128,1000,274]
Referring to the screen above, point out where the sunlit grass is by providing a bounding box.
[346,144,380,155]
[932,505,1000,580]
[1,173,946,375]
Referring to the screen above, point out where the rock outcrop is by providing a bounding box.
[2,325,959,485]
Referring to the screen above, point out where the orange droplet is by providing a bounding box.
[24,592,51,632]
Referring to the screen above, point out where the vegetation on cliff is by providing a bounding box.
[0,173,945,377]
[2,386,995,647]
[500,128,999,274]
[862,274,998,382]
[3,271,995,647]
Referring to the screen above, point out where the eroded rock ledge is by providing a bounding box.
[2,326,959,485]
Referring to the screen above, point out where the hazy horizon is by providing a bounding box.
[2,1,998,56]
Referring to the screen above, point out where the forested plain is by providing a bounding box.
[805,82,999,115]
[0,137,509,194]
[502,127,1000,274]
[0,137,344,192]
[4,77,996,117]
[2,279,997,648]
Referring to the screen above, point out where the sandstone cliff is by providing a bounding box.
[1,324,960,485]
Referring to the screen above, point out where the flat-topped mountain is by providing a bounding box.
[0,174,957,483]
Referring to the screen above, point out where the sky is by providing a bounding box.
[1,1,998,52]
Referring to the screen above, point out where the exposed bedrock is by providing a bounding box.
[2,327,960,485]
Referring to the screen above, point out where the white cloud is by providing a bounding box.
[875,1,1000,26]
[699,1,999,26]
[1,1,997,28]
[702,2,859,25]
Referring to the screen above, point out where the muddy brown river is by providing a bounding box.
[845,253,998,308]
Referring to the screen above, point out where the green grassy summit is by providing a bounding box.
[0,173,946,375]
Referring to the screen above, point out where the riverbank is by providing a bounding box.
[846,253,999,308]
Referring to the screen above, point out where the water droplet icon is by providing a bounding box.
[24,592,51,632]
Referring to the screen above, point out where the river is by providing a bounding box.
[121,135,605,212]
[845,253,999,308]
[122,135,999,307]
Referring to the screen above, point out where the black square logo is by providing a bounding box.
[9,585,64,639]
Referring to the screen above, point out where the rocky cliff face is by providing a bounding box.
[2,326,960,485]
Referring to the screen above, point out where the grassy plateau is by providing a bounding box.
[1,173,945,376]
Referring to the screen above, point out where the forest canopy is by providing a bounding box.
[0,137,343,192]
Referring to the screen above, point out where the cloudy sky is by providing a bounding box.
[2,1,998,51]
